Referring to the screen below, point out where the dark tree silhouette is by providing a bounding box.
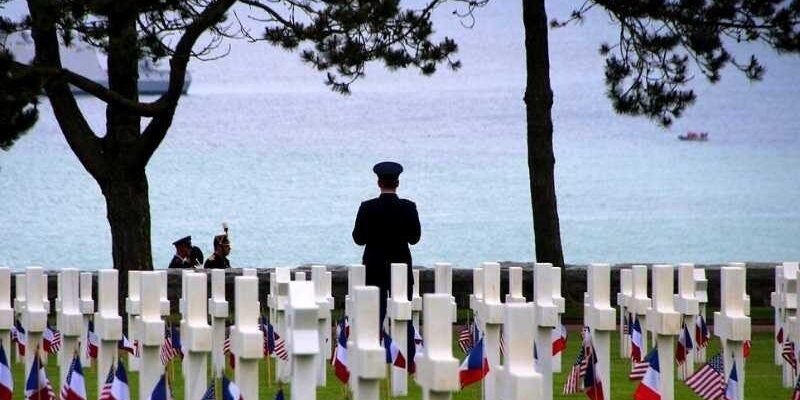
[0,0,480,275]
[523,0,800,267]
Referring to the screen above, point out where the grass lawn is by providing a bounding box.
[6,331,787,399]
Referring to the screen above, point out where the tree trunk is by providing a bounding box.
[522,0,565,268]
[101,170,154,272]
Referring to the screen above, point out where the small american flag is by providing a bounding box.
[259,317,289,361]
[457,324,473,354]
[499,329,505,358]
[98,365,114,400]
[43,326,62,354]
[792,367,800,400]
[685,353,725,400]
[201,381,216,400]
[629,358,649,380]
[623,313,630,335]
[784,341,797,371]
[160,326,181,365]
[562,345,585,394]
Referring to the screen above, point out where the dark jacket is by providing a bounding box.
[167,246,204,269]
[204,253,231,269]
[352,193,421,294]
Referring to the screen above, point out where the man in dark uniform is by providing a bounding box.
[352,161,421,326]
[204,233,231,269]
[168,236,204,269]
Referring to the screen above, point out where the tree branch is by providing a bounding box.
[137,0,238,164]
[11,60,169,117]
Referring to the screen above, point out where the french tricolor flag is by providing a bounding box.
[222,376,243,400]
[382,330,406,368]
[552,324,567,356]
[633,348,661,400]
[0,342,12,400]
[631,317,644,362]
[676,323,693,365]
[60,356,87,400]
[724,361,739,400]
[332,318,349,383]
[109,359,130,400]
[459,337,489,388]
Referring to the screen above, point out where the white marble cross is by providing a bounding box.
[345,264,366,321]
[79,272,94,365]
[505,267,525,304]
[618,268,632,359]
[586,263,616,400]
[771,263,785,367]
[713,265,750,400]
[311,265,333,387]
[630,265,652,351]
[138,272,166,400]
[272,267,292,383]
[411,269,423,331]
[231,275,263,400]
[22,267,47,373]
[674,263,699,380]
[388,263,412,396]
[784,263,800,388]
[56,269,83,383]
[208,269,229,377]
[550,266,565,373]
[158,270,171,317]
[0,268,12,362]
[416,294,459,400]
[433,263,457,323]
[181,272,213,400]
[534,263,558,400]
[125,271,142,371]
[693,268,709,363]
[349,286,386,400]
[274,267,292,382]
[646,265,681,400]
[288,280,320,400]
[94,269,122,394]
[13,273,26,363]
[780,262,798,387]
[502,302,542,400]
[480,262,504,400]
[469,267,484,325]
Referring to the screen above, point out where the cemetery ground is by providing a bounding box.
[8,330,785,400]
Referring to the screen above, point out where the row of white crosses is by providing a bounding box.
[614,263,752,400]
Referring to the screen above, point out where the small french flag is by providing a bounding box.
[633,348,661,400]
[552,324,567,356]
[458,336,489,388]
[382,330,406,369]
[631,317,644,362]
[724,361,739,400]
[0,342,13,400]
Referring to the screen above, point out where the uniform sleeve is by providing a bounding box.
[352,202,367,245]
[407,202,421,245]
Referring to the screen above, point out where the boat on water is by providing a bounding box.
[4,32,190,95]
[678,131,709,142]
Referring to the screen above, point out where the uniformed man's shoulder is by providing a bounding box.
[361,198,381,207]
[399,198,417,208]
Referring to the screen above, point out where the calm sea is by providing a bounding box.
[1,2,799,270]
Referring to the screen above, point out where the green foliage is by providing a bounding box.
[555,0,800,126]
[0,48,40,151]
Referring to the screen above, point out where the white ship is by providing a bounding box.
[4,32,191,95]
